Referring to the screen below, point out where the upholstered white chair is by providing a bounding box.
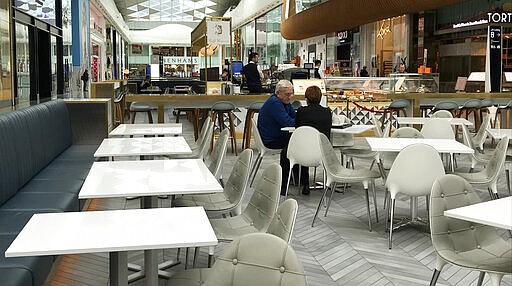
[173,149,253,216]
[431,110,454,118]
[472,114,491,151]
[421,118,455,139]
[266,198,299,244]
[284,126,322,198]
[313,133,380,231]
[205,129,229,183]
[385,143,445,249]
[166,233,308,286]
[169,118,214,160]
[454,137,509,199]
[461,124,492,172]
[248,118,281,187]
[429,175,512,286]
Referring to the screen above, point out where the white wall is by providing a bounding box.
[298,35,327,69]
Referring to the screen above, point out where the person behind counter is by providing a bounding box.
[360,66,369,77]
[257,80,296,195]
[294,85,332,194]
[314,60,324,79]
[241,52,263,93]
[140,75,152,89]
[397,63,406,73]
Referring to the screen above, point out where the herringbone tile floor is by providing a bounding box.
[45,110,512,286]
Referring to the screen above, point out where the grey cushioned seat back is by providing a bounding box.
[0,112,27,204]
[204,233,308,286]
[429,174,512,274]
[242,163,281,232]
[480,98,494,108]
[223,149,253,209]
[207,129,229,179]
[267,198,298,244]
[248,101,264,110]
[42,100,72,156]
[461,99,481,109]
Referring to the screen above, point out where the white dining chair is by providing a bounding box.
[248,118,282,187]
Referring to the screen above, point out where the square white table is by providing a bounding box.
[5,207,218,286]
[80,159,223,201]
[109,123,183,137]
[487,128,512,139]
[396,117,473,126]
[444,197,512,230]
[94,137,192,158]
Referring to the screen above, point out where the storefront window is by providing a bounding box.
[255,15,267,65]
[15,23,30,104]
[62,0,72,94]
[0,0,11,106]
[51,35,57,98]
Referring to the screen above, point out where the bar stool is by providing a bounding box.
[211,101,238,155]
[419,104,434,117]
[494,100,512,129]
[458,99,481,130]
[432,101,459,117]
[382,99,409,134]
[242,102,264,149]
[129,102,154,123]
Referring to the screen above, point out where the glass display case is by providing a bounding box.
[324,76,392,101]
[389,73,439,93]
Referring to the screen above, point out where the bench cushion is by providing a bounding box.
[0,235,54,286]
[19,179,84,195]
[0,210,57,235]
[0,193,78,212]
[0,267,33,286]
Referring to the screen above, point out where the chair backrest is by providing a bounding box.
[318,133,345,186]
[388,99,410,109]
[251,118,268,154]
[242,163,281,232]
[331,112,354,147]
[287,126,322,167]
[473,114,490,147]
[381,127,424,169]
[370,112,383,138]
[224,149,253,211]
[432,110,453,118]
[461,124,476,150]
[197,116,212,144]
[429,175,500,258]
[266,198,298,244]
[386,143,445,198]
[461,99,481,109]
[480,98,494,108]
[197,121,215,160]
[484,137,509,182]
[421,118,455,139]
[204,233,308,286]
[207,129,229,179]
[211,101,235,111]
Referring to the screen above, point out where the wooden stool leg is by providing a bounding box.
[131,112,136,124]
[228,111,237,155]
[147,110,153,123]
[246,111,254,149]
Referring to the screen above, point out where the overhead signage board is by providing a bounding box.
[488,26,502,92]
[337,30,353,44]
[206,20,230,45]
[163,57,199,65]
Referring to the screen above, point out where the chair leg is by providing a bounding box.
[250,155,263,187]
[388,199,396,249]
[371,181,379,223]
[324,182,338,217]
[147,110,153,123]
[176,110,181,123]
[228,112,237,155]
[184,247,189,269]
[312,183,330,227]
[365,187,372,232]
[285,167,293,199]
[130,112,136,124]
[476,271,485,286]
[192,247,199,268]
[429,269,441,286]
[506,169,511,195]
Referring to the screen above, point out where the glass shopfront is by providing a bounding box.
[0,0,11,107]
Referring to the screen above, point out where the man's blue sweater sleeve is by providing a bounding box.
[273,101,295,127]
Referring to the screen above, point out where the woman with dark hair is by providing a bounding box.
[293,85,332,194]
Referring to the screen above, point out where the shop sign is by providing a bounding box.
[488,26,502,92]
[337,30,353,44]
[163,57,199,65]
[206,20,231,45]
[487,12,512,23]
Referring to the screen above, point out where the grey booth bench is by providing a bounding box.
[0,100,97,286]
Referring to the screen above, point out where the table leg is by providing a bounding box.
[450,153,455,172]
[410,197,418,221]
[110,251,128,286]
[144,249,158,286]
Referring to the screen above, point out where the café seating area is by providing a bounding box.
[1,102,511,286]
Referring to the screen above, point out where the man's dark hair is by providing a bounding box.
[249,52,259,62]
[314,60,321,66]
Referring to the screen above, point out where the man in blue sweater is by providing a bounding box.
[258,79,296,195]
